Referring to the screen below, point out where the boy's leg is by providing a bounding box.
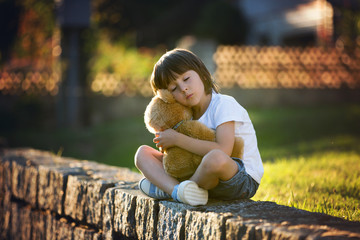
[190,149,238,190]
[135,145,208,205]
[134,145,178,195]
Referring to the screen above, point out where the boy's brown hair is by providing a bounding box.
[150,48,219,94]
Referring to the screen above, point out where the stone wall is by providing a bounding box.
[1,148,360,240]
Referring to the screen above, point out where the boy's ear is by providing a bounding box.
[157,89,176,103]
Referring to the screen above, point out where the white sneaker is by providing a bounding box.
[177,180,208,206]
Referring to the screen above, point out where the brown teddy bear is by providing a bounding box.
[144,89,244,181]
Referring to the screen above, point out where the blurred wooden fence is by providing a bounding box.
[0,71,60,96]
[1,46,360,96]
[214,46,360,89]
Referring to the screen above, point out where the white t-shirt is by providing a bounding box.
[198,92,264,184]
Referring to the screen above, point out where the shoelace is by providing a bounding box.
[150,183,169,198]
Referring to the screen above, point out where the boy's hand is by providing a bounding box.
[153,129,178,150]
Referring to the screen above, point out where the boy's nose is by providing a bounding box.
[179,84,188,92]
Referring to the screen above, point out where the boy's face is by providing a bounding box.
[167,70,206,108]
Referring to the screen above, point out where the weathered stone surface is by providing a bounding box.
[2,158,13,195]
[0,158,5,197]
[0,161,11,240]
[38,165,85,215]
[157,201,193,240]
[31,210,48,240]
[10,202,32,240]
[135,192,159,240]
[113,187,138,239]
[74,225,102,240]
[226,218,265,239]
[0,192,11,240]
[102,187,116,240]
[11,161,38,206]
[220,200,360,240]
[85,179,116,228]
[112,184,172,240]
[3,199,102,240]
[185,207,230,240]
[56,217,74,239]
[64,174,92,222]
[44,211,55,240]
[81,160,142,182]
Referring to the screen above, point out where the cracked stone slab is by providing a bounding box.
[73,180,139,232]
[31,210,48,240]
[64,175,93,222]
[185,208,231,240]
[157,201,194,240]
[79,160,142,182]
[113,187,138,239]
[211,200,360,240]
[10,202,32,239]
[85,179,116,228]
[0,160,4,196]
[111,184,163,240]
[5,200,102,240]
[11,160,38,206]
[38,165,85,215]
[73,225,102,240]
[102,187,116,240]
[135,192,159,240]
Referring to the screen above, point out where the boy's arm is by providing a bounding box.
[154,121,235,157]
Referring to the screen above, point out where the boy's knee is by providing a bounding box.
[202,149,229,174]
[134,145,151,167]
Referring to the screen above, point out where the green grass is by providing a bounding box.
[4,103,360,221]
[253,151,360,221]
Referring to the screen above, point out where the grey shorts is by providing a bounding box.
[208,158,259,200]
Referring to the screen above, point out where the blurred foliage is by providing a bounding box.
[92,0,182,44]
[333,5,360,54]
[87,0,249,96]
[88,35,161,96]
[1,0,360,100]
[92,0,248,47]
[4,0,55,69]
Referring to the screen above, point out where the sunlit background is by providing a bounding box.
[0,0,360,220]
[1,0,359,151]
[0,0,359,160]
[1,0,359,124]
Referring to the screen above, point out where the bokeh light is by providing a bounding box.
[214,46,360,89]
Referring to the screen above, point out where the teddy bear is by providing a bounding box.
[144,89,244,181]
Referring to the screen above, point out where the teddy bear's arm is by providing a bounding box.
[176,120,215,141]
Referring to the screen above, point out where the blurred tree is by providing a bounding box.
[93,0,213,47]
[92,0,248,47]
[193,0,248,44]
[0,0,20,64]
[134,0,209,47]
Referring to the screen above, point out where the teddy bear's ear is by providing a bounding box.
[157,89,176,103]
